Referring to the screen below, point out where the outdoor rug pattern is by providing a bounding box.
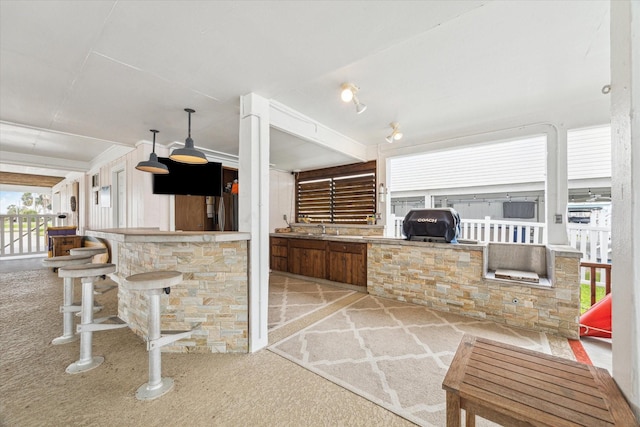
[268,274,356,331]
[269,294,552,427]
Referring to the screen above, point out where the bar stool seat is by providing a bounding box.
[42,254,93,345]
[58,263,127,374]
[69,247,107,257]
[70,247,113,295]
[123,270,194,400]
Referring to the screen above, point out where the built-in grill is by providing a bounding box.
[402,208,461,243]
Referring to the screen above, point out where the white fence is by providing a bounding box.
[566,224,611,264]
[391,215,545,244]
[1,214,56,257]
[391,214,610,263]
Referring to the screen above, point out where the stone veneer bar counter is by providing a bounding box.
[86,228,250,353]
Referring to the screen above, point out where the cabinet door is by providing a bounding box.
[327,241,367,287]
[270,237,289,272]
[175,195,206,231]
[288,239,327,279]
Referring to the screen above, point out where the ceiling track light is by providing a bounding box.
[340,82,367,114]
[385,122,403,143]
[135,129,169,174]
[169,108,208,164]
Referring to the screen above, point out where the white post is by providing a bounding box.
[611,0,640,417]
[545,125,569,245]
[239,93,270,353]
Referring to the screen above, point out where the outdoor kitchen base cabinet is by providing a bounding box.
[270,236,367,287]
[288,239,327,279]
[328,241,367,287]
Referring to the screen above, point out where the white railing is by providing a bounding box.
[391,215,545,244]
[1,214,56,258]
[567,223,611,263]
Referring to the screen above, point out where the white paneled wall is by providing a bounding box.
[83,143,171,232]
[389,136,546,192]
[269,169,295,231]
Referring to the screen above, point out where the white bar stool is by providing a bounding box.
[58,263,127,374]
[70,246,113,294]
[42,254,93,344]
[123,271,195,400]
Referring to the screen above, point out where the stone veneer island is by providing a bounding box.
[86,228,250,353]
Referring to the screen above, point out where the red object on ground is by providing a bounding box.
[579,293,612,338]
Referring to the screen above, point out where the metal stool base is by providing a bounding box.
[136,377,174,401]
[51,334,78,345]
[66,355,104,374]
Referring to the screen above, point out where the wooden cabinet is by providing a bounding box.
[175,195,212,231]
[288,238,327,279]
[270,236,367,287]
[327,241,367,287]
[270,237,289,272]
[50,235,83,257]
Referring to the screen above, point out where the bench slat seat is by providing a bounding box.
[443,334,637,427]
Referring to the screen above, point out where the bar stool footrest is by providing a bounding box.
[77,316,128,333]
[149,327,197,350]
[51,334,79,345]
[94,283,116,295]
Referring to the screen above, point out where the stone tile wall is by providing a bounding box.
[115,240,248,353]
[367,242,580,338]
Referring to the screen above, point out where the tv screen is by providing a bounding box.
[152,157,222,197]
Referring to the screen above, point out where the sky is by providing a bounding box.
[0,191,49,214]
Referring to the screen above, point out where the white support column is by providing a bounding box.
[239,93,270,353]
[545,125,569,245]
[611,0,640,417]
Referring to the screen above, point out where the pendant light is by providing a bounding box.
[169,108,208,164]
[135,129,169,174]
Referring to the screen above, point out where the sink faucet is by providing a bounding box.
[318,224,326,235]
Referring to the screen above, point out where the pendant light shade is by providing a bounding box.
[169,108,208,164]
[135,129,169,174]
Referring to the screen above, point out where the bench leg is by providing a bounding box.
[465,408,476,427]
[66,279,104,374]
[52,277,78,345]
[446,392,461,427]
[135,291,173,400]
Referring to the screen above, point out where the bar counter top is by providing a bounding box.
[86,228,250,243]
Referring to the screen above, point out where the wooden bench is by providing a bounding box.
[442,334,637,426]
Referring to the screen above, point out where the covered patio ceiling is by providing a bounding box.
[0,1,610,183]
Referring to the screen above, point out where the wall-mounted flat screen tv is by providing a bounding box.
[152,157,222,197]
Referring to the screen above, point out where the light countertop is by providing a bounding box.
[86,228,250,243]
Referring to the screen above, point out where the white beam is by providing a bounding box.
[269,100,368,162]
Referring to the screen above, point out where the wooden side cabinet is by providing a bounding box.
[288,239,327,280]
[327,241,367,287]
[50,235,83,257]
[270,237,289,272]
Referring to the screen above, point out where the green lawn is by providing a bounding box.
[580,284,606,314]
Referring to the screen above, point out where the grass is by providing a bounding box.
[580,284,606,314]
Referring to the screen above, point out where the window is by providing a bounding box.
[296,161,376,224]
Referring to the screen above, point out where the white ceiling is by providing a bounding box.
[0,1,610,181]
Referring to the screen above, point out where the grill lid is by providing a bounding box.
[402,208,461,243]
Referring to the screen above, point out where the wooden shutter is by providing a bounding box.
[295,161,376,224]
